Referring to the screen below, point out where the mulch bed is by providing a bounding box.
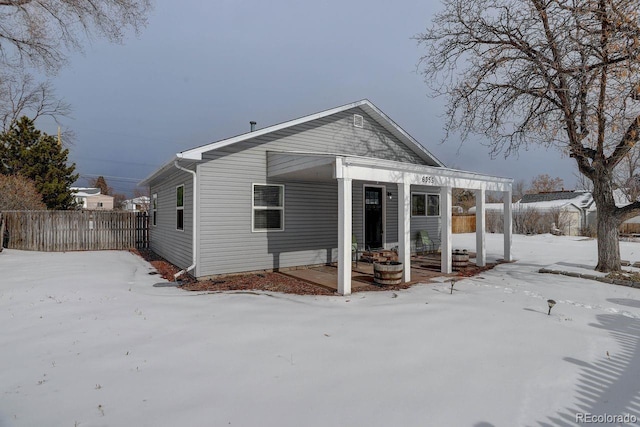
[132,249,499,296]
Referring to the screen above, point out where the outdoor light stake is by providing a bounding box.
[450,279,456,294]
[547,299,556,315]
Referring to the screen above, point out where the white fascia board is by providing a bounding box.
[139,157,178,187]
[175,99,445,167]
[342,156,513,188]
[139,157,202,187]
[178,100,372,161]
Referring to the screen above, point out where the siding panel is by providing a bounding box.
[149,169,193,270]
[191,107,438,276]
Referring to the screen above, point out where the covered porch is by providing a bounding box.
[268,151,513,295]
[282,252,488,292]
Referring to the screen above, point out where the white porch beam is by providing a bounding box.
[398,181,411,282]
[503,190,513,262]
[475,189,486,267]
[441,186,452,274]
[341,162,512,192]
[338,177,352,296]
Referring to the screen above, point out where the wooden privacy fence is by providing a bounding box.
[1,210,149,252]
[619,222,640,235]
[452,214,476,233]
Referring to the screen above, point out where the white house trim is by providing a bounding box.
[398,181,411,282]
[268,151,512,295]
[172,161,197,279]
[475,189,486,267]
[175,100,445,167]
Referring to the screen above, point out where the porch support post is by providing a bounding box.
[503,189,512,262]
[398,181,411,282]
[441,186,452,274]
[475,188,486,267]
[338,177,352,295]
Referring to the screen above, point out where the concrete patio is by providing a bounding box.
[282,253,468,292]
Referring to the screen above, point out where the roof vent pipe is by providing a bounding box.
[250,121,257,132]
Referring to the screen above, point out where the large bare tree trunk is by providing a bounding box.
[417,0,640,275]
[592,169,621,272]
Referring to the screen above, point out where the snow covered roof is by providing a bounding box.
[71,187,101,197]
[468,191,594,214]
[520,190,593,209]
[124,196,150,204]
[613,188,638,207]
[469,189,635,214]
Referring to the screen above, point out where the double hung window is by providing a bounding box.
[252,184,284,231]
[411,193,440,217]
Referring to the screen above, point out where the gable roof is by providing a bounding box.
[141,100,445,186]
[520,191,582,204]
[71,187,102,197]
[177,99,444,165]
[519,190,594,210]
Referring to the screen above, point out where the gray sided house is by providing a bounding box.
[141,100,513,295]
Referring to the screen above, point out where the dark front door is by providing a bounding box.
[364,187,383,249]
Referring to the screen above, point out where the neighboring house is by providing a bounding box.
[516,189,640,235]
[71,187,115,210]
[123,196,150,212]
[141,100,513,295]
[470,190,595,235]
[518,190,595,236]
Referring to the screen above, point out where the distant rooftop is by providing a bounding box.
[520,191,582,204]
[71,187,101,196]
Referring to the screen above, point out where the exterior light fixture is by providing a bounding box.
[387,191,392,200]
[547,299,556,315]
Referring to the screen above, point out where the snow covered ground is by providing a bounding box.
[1,234,639,427]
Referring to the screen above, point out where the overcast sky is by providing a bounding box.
[40,0,578,196]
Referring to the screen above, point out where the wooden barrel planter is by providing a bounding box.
[452,249,469,271]
[374,261,403,286]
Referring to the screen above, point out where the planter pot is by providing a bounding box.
[374,261,403,286]
[452,249,469,271]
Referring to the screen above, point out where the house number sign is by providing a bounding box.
[421,176,435,185]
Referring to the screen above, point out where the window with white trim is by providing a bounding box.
[412,193,440,217]
[152,193,157,226]
[427,194,440,216]
[252,184,284,231]
[176,185,184,230]
[412,193,426,216]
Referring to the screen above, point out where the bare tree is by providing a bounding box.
[513,205,545,235]
[613,145,640,202]
[0,0,151,73]
[548,206,573,235]
[90,175,112,196]
[528,174,564,194]
[453,187,476,212]
[0,174,45,210]
[0,72,71,131]
[0,1,150,129]
[133,188,150,212]
[512,179,527,202]
[574,170,594,192]
[417,0,640,272]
